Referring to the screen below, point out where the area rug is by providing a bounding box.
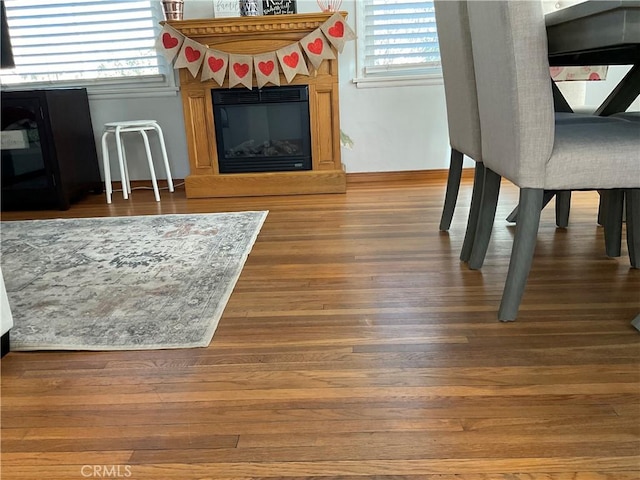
[0,211,267,351]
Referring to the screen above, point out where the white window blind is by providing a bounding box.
[0,0,167,87]
[361,0,441,77]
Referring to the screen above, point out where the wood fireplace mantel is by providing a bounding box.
[167,13,347,198]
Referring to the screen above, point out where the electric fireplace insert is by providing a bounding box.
[212,85,312,174]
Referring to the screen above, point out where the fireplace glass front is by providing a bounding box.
[212,86,312,174]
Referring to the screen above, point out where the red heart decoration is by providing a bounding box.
[328,21,344,38]
[258,60,274,76]
[162,32,179,49]
[283,52,299,68]
[233,63,249,78]
[307,38,324,55]
[208,56,224,73]
[185,46,201,63]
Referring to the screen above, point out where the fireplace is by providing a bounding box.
[213,86,312,174]
[167,12,347,198]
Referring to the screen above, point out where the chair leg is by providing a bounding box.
[439,148,464,231]
[555,190,571,228]
[468,168,501,270]
[625,189,640,268]
[498,188,544,322]
[460,162,485,263]
[602,190,624,258]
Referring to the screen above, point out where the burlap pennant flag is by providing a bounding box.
[320,13,356,53]
[174,37,206,77]
[253,52,280,88]
[276,43,309,83]
[155,24,184,63]
[202,49,229,85]
[300,30,335,70]
[228,54,254,89]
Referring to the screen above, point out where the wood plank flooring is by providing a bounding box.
[1,175,639,479]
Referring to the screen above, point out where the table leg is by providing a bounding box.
[594,64,640,116]
[552,81,574,112]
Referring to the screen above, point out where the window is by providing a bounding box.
[0,0,174,95]
[355,0,442,87]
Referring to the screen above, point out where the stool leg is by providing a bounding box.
[120,139,132,195]
[153,122,174,192]
[114,126,129,200]
[140,130,160,202]
[101,131,112,204]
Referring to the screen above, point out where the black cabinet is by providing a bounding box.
[1,88,102,211]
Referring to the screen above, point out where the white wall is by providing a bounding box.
[328,1,452,173]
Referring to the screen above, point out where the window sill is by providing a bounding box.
[88,85,180,100]
[352,73,444,89]
[1,75,180,100]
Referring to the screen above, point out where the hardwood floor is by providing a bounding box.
[1,176,639,479]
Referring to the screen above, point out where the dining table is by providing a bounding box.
[545,0,640,115]
[545,1,640,332]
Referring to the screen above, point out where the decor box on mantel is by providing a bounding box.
[166,12,347,198]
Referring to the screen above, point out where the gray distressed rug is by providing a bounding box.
[0,211,267,351]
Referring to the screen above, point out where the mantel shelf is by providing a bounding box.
[165,12,347,38]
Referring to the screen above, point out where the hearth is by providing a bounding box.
[213,86,312,174]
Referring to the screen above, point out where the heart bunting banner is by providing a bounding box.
[254,52,281,88]
[202,49,229,85]
[159,15,354,89]
[174,37,207,78]
[300,30,336,70]
[320,12,356,53]
[156,24,184,63]
[276,43,309,83]
[228,54,254,89]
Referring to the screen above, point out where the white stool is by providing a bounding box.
[101,120,174,204]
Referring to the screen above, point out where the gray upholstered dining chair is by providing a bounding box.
[434,0,485,262]
[466,0,640,321]
[434,0,611,259]
[612,111,640,122]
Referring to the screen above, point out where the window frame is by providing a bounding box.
[0,0,178,99]
[353,0,443,89]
